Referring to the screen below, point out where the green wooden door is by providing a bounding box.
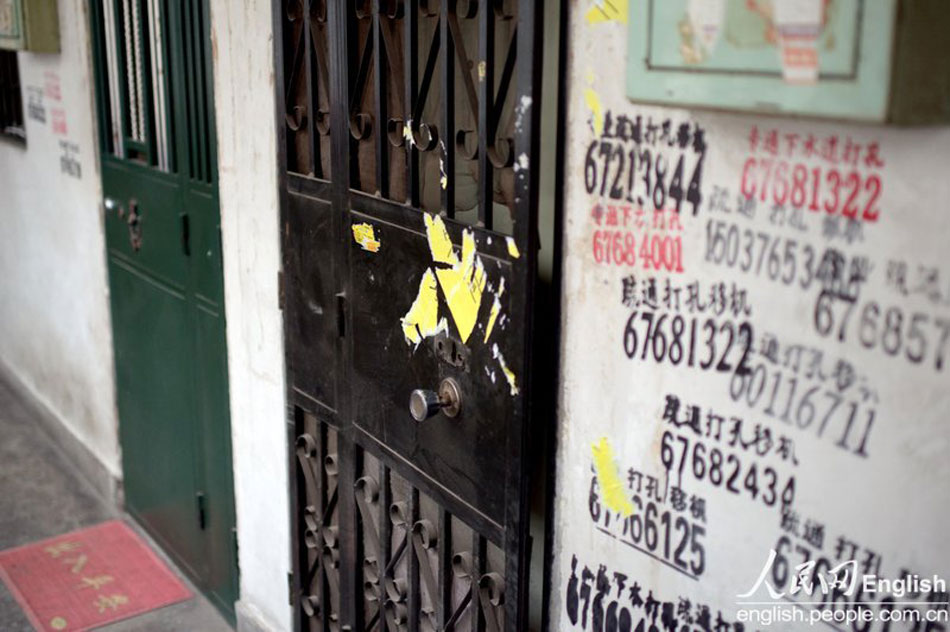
[89,0,238,621]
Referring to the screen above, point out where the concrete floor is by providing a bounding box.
[0,377,233,632]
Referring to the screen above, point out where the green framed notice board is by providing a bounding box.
[0,0,59,52]
[626,0,950,124]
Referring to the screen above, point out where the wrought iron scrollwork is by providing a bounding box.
[295,429,340,629]
[283,0,331,177]
[478,572,506,632]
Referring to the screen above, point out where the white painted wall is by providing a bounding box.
[0,0,119,482]
[209,1,291,630]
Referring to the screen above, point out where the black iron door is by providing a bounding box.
[275,1,543,629]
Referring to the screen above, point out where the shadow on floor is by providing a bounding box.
[0,376,233,632]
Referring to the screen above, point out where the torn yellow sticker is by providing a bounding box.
[584,88,604,137]
[401,268,448,346]
[585,0,628,25]
[435,230,486,344]
[424,214,459,265]
[483,278,505,343]
[492,343,519,396]
[505,237,521,259]
[352,222,381,253]
[591,437,635,517]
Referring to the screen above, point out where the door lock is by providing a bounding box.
[127,199,143,251]
[409,378,461,422]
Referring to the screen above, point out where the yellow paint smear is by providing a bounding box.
[400,268,447,346]
[585,0,628,25]
[352,222,381,253]
[483,278,505,343]
[591,437,635,517]
[505,237,521,259]
[435,230,486,344]
[492,343,519,396]
[584,88,604,137]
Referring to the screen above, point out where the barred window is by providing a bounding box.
[0,50,25,142]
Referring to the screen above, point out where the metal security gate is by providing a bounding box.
[274,1,544,629]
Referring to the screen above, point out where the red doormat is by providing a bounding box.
[0,520,192,631]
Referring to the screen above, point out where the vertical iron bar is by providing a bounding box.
[504,0,543,627]
[303,0,316,175]
[437,510,451,628]
[408,487,420,631]
[351,445,365,631]
[200,0,216,183]
[181,0,198,178]
[379,463,391,632]
[290,417,303,631]
[373,1,390,197]
[405,0,420,207]
[477,1,494,229]
[194,0,210,180]
[190,0,208,180]
[112,0,130,158]
[317,422,328,630]
[440,0,455,218]
[134,0,155,166]
[328,0,354,619]
[471,532,484,632]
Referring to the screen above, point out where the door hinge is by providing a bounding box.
[195,491,207,530]
[336,292,346,338]
[179,212,191,256]
[232,527,239,565]
[278,271,285,311]
[288,571,295,606]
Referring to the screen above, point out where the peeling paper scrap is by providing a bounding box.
[435,230,486,344]
[352,222,381,253]
[591,437,635,517]
[585,0,628,25]
[401,268,447,346]
[483,277,505,343]
[506,237,521,259]
[584,88,604,137]
[492,343,519,396]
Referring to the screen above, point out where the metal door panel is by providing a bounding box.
[193,300,239,614]
[187,186,225,305]
[109,259,204,578]
[102,160,187,287]
[285,190,338,411]
[348,208,513,525]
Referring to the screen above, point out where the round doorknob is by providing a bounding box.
[409,378,461,422]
